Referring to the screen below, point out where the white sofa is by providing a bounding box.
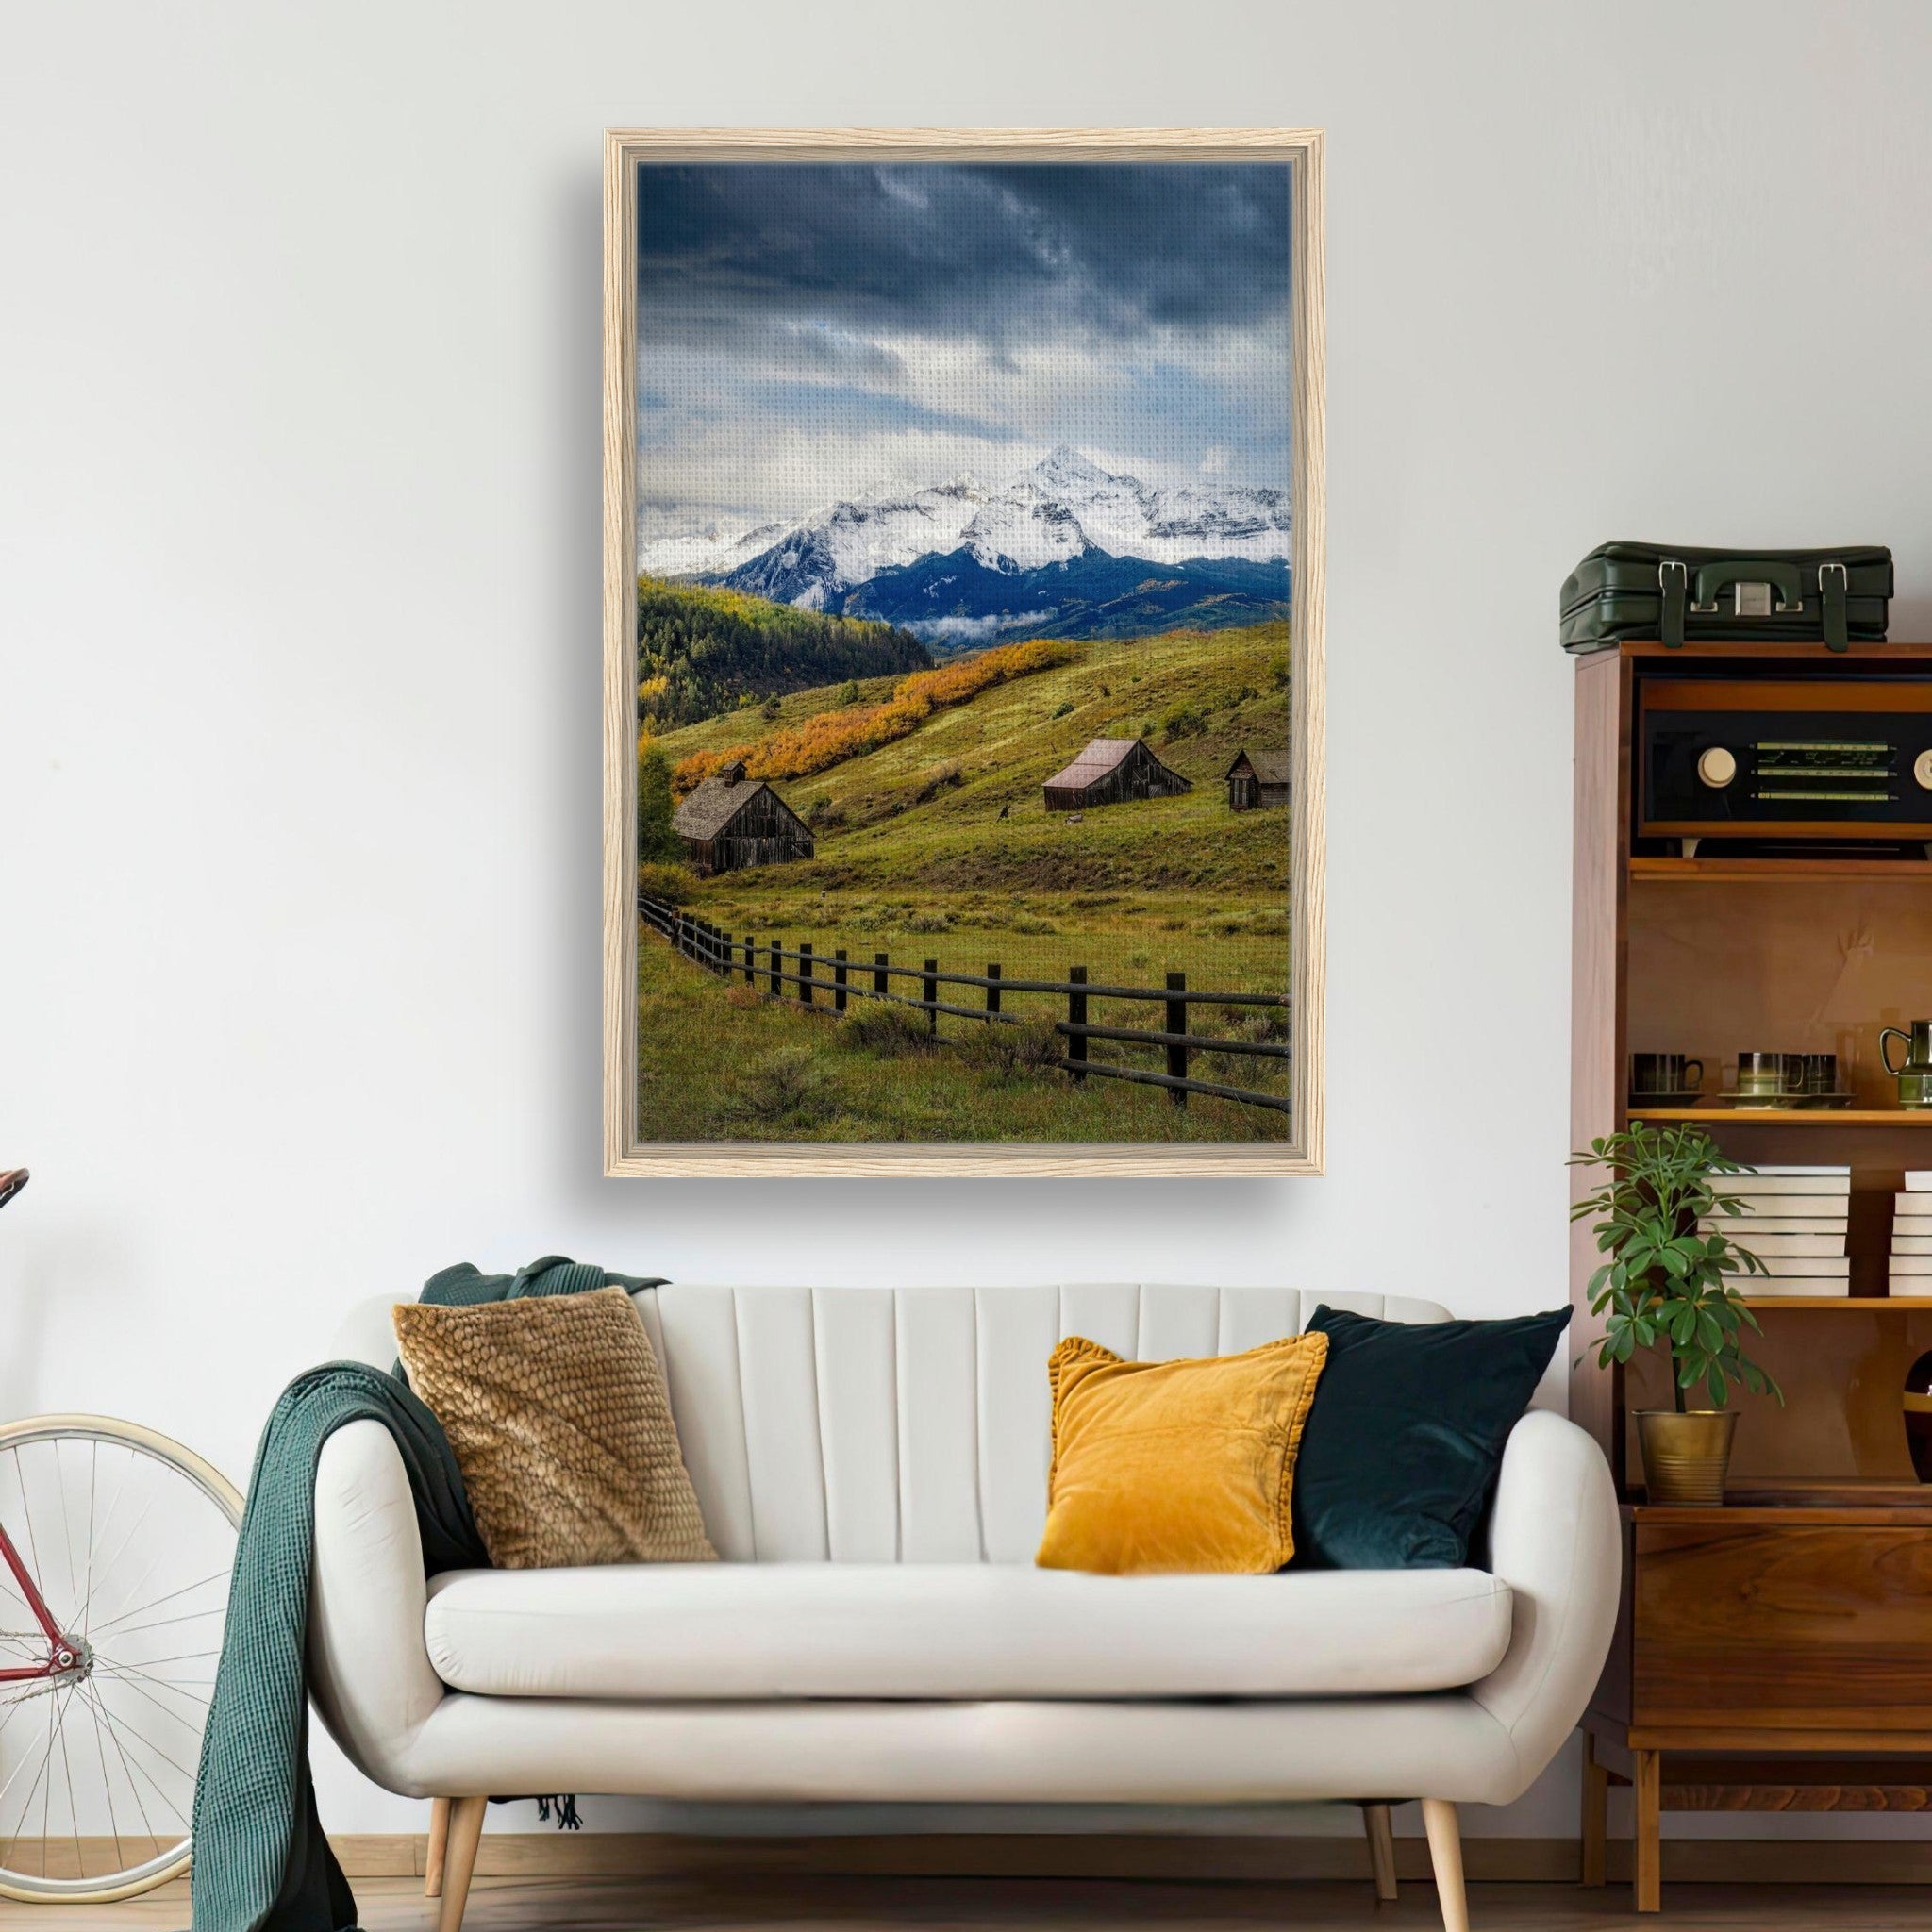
[315,1284,1620,1932]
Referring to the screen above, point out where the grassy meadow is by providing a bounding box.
[637,622,1292,1143]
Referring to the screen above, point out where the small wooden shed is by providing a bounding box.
[673,762,815,875]
[1042,738,1192,812]
[1225,748,1291,812]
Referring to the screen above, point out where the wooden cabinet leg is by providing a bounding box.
[1420,1798,1469,1932]
[438,1795,488,1932]
[1632,1747,1661,1914]
[425,1795,451,1898]
[1361,1802,1398,1903]
[1580,1732,1608,1888]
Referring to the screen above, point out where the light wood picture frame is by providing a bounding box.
[603,127,1325,1176]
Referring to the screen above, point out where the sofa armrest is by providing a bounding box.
[308,1418,448,1797]
[1468,1407,1620,1800]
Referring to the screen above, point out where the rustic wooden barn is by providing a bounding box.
[1042,737,1192,812]
[1224,748,1291,811]
[673,762,814,875]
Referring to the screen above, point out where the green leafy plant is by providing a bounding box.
[1568,1122,1783,1411]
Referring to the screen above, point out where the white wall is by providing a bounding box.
[7,0,1932,1846]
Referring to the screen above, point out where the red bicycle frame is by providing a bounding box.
[0,1517,75,1681]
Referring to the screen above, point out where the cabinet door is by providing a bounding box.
[1635,1524,1932,1731]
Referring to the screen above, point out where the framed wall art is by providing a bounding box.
[603,127,1325,1175]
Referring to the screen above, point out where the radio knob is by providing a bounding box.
[1916,749,1932,791]
[1697,745,1739,789]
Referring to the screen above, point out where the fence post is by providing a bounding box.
[986,963,1002,1021]
[769,939,781,998]
[834,949,848,1014]
[1166,971,1188,1108]
[743,934,755,986]
[1067,966,1088,1082]
[800,943,815,1007]
[676,912,688,960]
[874,952,890,997]
[923,958,939,1038]
[720,931,731,977]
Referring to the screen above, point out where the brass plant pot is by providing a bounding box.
[1635,1408,1739,1507]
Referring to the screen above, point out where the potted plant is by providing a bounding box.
[1569,1122,1783,1505]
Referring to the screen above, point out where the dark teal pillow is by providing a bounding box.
[1290,1305,1572,1569]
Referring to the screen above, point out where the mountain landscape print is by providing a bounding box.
[618,142,1306,1155]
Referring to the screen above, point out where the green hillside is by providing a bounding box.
[637,577,932,728]
[636,623,1294,1143]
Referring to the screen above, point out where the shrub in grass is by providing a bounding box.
[717,1048,836,1128]
[957,1015,1063,1079]
[841,1002,934,1058]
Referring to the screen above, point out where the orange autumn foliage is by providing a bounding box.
[672,638,1078,798]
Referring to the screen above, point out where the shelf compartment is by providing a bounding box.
[1632,857,1932,883]
[1629,1108,1932,1125]
[1742,1296,1932,1311]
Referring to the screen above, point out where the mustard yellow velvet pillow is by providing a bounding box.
[392,1287,716,1570]
[1035,1332,1330,1575]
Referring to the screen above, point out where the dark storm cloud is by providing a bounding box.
[638,162,1290,342]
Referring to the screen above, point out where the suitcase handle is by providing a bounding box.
[1689,559,1804,615]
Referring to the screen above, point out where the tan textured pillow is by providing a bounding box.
[392,1287,716,1569]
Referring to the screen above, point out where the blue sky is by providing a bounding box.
[635,161,1291,519]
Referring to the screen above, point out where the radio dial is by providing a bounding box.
[1916,749,1932,791]
[1697,745,1739,790]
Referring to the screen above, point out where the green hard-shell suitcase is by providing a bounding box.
[1561,543,1891,655]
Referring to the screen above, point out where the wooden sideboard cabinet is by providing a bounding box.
[1571,640,1932,1911]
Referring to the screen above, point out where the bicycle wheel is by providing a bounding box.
[0,1414,242,1902]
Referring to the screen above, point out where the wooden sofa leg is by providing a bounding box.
[425,1795,451,1898]
[1580,1732,1608,1888]
[1360,1802,1398,1902]
[437,1795,487,1932]
[1420,1799,1469,1932]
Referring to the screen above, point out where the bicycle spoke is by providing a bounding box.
[89,1568,229,1640]
[96,1657,213,1705]
[75,1448,135,1636]
[37,1688,57,1875]
[88,1687,198,1789]
[81,1441,96,1643]
[53,1441,79,1628]
[79,1682,159,1857]
[0,1694,56,1851]
[85,1687,187,1837]
[93,1661,208,1734]
[84,1670,125,1880]
[56,1674,84,1884]
[98,1603,226,1643]
[106,1647,223,1669]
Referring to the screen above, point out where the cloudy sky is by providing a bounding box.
[635,161,1291,523]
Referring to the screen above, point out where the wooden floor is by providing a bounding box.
[13,1874,1932,1930]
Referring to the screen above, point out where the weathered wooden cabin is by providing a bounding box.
[1224,748,1291,811]
[1042,737,1192,812]
[673,762,814,875]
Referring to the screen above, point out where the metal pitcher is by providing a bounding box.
[1882,1020,1932,1109]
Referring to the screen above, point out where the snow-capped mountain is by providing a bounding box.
[639,448,1291,646]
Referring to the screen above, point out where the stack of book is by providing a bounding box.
[1708,1164,1851,1298]
[1891,1174,1932,1296]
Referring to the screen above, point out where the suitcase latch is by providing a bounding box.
[1734,580,1773,618]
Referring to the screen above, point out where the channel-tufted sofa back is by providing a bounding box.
[635,1283,1449,1564]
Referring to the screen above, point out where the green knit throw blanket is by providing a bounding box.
[188,1257,663,1932]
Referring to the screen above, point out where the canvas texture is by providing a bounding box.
[1291,1305,1573,1570]
[392,1286,716,1569]
[1036,1332,1329,1575]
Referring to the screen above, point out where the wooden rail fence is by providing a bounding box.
[639,892,1291,1115]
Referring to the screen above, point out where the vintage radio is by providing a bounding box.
[1641,673,1932,847]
